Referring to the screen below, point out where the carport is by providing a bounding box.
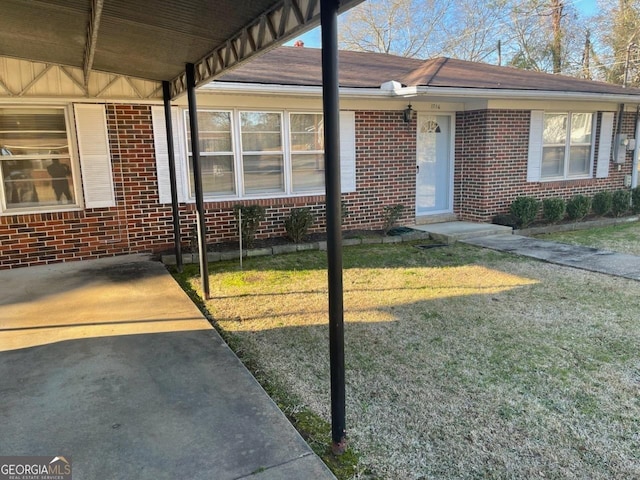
[0,0,361,473]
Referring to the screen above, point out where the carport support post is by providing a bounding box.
[321,0,346,454]
[186,63,210,299]
[162,81,183,272]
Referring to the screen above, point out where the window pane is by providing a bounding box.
[0,108,68,156]
[186,111,232,153]
[241,112,282,152]
[568,146,591,175]
[290,113,323,151]
[2,157,74,208]
[1,108,76,210]
[543,114,567,145]
[188,155,235,196]
[541,146,564,177]
[570,113,592,144]
[292,154,325,192]
[243,154,284,193]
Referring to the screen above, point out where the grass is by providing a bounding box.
[176,241,640,479]
[534,220,640,255]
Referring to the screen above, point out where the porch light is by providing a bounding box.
[403,104,414,122]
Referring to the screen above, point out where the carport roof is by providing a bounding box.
[0,0,362,97]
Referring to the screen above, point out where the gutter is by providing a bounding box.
[202,81,640,104]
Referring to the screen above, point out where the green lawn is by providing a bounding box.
[534,220,640,255]
[177,241,640,479]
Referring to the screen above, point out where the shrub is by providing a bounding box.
[612,189,631,217]
[233,204,266,248]
[341,200,349,225]
[509,196,539,228]
[592,191,612,216]
[632,187,640,214]
[542,198,565,223]
[383,204,405,234]
[285,208,315,243]
[566,195,591,221]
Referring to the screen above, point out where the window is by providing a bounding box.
[186,110,235,196]
[177,109,356,201]
[184,110,326,199]
[541,112,593,179]
[290,113,324,193]
[1,107,77,212]
[240,112,284,194]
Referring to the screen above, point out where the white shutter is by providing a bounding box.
[340,110,356,193]
[597,112,614,178]
[74,104,115,208]
[527,110,544,182]
[152,106,187,203]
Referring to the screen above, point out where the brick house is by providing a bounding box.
[2,46,640,269]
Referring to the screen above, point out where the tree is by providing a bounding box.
[439,0,510,63]
[594,0,640,86]
[504,0,584,75]
[339,0,452,58]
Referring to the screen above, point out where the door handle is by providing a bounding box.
[416,165,419,174]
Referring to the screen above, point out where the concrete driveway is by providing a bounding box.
[0,255,334,479]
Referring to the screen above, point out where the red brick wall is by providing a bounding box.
[455,109,636,222]
[0,105,176,269]
[3,104,636,269]
[1,107,417,268]
[186,110,417,247]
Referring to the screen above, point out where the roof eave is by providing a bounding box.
[396,86,640,104]
[202,82,640,104]
[202,81,392,98]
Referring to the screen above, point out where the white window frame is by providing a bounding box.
[0,105,81,215]
[288,111,325,194]
[177,108,356,202]
[184,109,236,198]
[540,111,596,181]
[238,110,286,196]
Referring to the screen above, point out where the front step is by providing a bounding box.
[410,221,513,244]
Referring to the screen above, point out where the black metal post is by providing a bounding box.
[185,63,210,299]
[162,81,183,272]
[321,0,346,454]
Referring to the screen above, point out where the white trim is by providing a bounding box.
[597,112,614,179]
[152,106,187,204]
[633,116,640,188]
[202,81,640,104]
[415,112,455,216]
[394,86,640,104]
[74,103,115,208]
[339,110,357,193]
[179,108,357,202]
[527,111,544,182]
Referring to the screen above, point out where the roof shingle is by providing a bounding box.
[217,46,640,97]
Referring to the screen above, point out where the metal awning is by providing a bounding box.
[0,0,362,98]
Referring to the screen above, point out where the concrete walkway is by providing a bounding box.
[0,255,335,480]
[464,234,640,281]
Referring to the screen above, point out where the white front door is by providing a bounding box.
[416,113,453,216]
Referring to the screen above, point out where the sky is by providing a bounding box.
[285,0,600,49]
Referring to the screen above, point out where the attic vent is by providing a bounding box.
[421,120,441,134]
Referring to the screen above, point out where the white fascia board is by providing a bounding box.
[393,86,640,104]
[201,81,640,105]
[200,81,391,98]
[0,96,164,105]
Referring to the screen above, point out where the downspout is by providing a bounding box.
[632,105,640,188]
[162,81,183,272]
[320,0,346,455]
[186,63,211,300]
